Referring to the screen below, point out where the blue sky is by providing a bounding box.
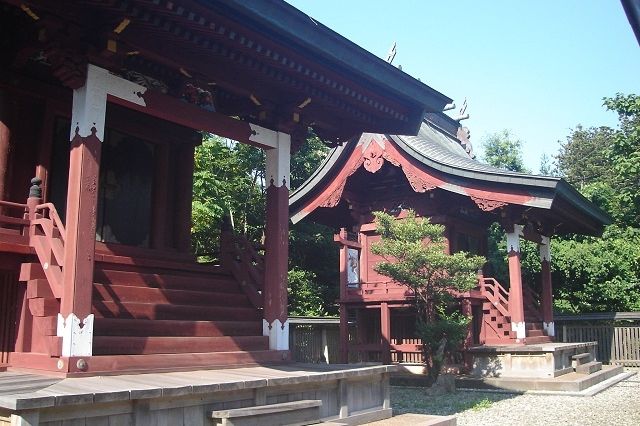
[287,0,640,172]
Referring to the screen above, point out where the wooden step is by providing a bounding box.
[93,335,269,355]
[93,318,262,337]
[527,329,545,337]
[572,352,593,368]
[210,400,321,426]
[92,283,251,307]
[524,335,552,344]
[92,301,261,321]
[94,269,240,293]
[95,250,221,274]
[575,361,602,375]
[67,350,289,375]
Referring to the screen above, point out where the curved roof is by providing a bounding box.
[290,116,611,235]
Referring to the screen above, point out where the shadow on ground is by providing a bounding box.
[391,386,518,416]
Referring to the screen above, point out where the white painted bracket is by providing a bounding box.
[71,64,147,141]
[506,224,523,253]
[539,235,551,262]
[543,321,555,337]
[263,318,290,351]
[264,131,291,188]
[511,321,526,339]
[57,313,94,357]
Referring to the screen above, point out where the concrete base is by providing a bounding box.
[457,365,628,393]
[0,364,396,426]
[364,413,456,426]
[468,342,597,378]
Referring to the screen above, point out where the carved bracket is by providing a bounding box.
[403,170,437,193]
[470,195,508,211]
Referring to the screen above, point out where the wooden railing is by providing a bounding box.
[559,324,640,367]
[0,200,29,234]
[479,277,510,318]
[345,280,413,300]
[220,229,263,309]
[28,202,67,299]
[522,284,542,321]
[34,203,66,243]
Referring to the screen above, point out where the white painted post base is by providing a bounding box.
[543,321,555,337]
[511,321,526,340]
[57,313,94,357]
[263,318,290,351]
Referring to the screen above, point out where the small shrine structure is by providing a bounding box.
[290,112,611,368]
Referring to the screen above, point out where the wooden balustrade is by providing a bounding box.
[479,277,510,318]
[220,228,264,309]
[0,200,29,235]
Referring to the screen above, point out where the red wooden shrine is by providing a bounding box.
[0,0,452,375]
[290,113,610,364]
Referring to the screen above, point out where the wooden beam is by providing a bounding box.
[106,90,268,147]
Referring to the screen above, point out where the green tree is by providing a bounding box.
[288,268,327,316]
[555,125,614,190]
[603,93,640,227]
[549,93,640,313]
[481,130,529,173]
[191,131,335,316]
[539,153,554,176]
[192,135,264,260]
[371,211,485,382]
[552,226,640,313]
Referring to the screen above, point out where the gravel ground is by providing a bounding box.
[376,372,639,426]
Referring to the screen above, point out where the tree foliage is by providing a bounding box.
[556,125,614,189]
[371,211,485,381]
[481,130,529,173]
[552,226,640,313]
[191,131,335,316]
[192,136,264,260]
[550,93,640,313]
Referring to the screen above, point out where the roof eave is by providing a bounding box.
[217,0,452,114]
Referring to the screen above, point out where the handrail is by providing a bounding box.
[479,277,510,318]
[34,203,66,242]
[220,230,264,309]
[0,200,28,210]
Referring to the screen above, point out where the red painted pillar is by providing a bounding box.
[380,302,391,364]
[506,225,526,341]
[339,304,349,364]
[0,90,11,202]
[175,143,196,253]
[338,233,349,363]
[263,132,291,350]
[539,236,555,338]
[58,64,148,361]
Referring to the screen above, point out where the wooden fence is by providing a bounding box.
[289,317,340,364]
[558,324,640,367]
[289,314,640,367]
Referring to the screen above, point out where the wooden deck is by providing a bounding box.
[0,364,395,425]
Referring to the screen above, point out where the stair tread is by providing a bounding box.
[94,269,240,293]
[93,301,261,321]
[93,318,262,337]
[93,335,269,355]
[71,350,288,374]
[92,283,250,306]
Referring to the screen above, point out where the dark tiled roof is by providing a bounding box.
[393,120,561,188]
[290,116,611,233]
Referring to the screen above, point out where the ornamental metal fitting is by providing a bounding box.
[29,177,42,198]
